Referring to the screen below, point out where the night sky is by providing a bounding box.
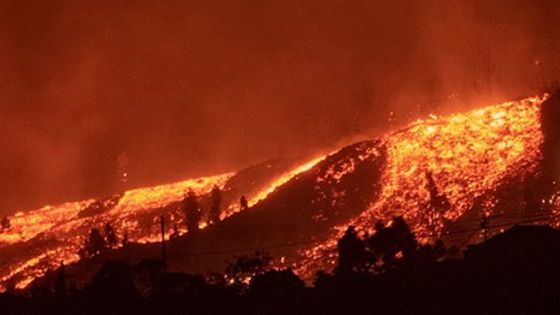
[1,0,560,212]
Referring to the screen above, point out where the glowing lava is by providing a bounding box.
[2,94,558,289]
[0,156,326,290]
[248,156,326,207]
[0,173,232,289]
[298,95,549,276]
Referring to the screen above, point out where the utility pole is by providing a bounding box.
[160,215,167,272]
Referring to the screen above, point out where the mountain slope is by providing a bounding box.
[3,93,560,289]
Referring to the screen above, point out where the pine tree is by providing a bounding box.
[55,261,66,297]
[209,185,222,224]
[122,232,129,247]
[336,226,367,274]
[170,223,180,239]
[104,222,119,248]
[366,217,418,271]
[240,195,248,211]
[1,216,10,232]
[79,228,107,258]
[184,190,202,233]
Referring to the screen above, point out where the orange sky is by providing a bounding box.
[1,0,560,212]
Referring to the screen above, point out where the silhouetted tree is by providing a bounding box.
[225,250,271,288]
[91,260,135,290]
[313,270,334,289]
[249,268,304,293]
[240,195,249,211]
[135,258,165,295]
[336,226,367,274]
[104,222,119,248]
[87,260,139,309]
[425,171,450,232]
[5,277,16,294]
[79,228,107,258]
[122,232,129,247]
[170,223,180,239]
[535,89,560,212]
[432,239,446,259]
[184,190,202,233]
[55,261,66,298]
[209,185,222,224]
[248,269,306,313]
[366,217,418,271]
[1,216,10,232]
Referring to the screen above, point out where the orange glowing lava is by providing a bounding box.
[248,157,326,207]
[0,173,231,290]
[2,94,558,290]
[0,155,327,290]
[298,95,549,276]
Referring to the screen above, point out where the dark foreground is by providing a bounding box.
[2,224,560,315]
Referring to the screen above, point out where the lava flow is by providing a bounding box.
[0,156,324,290]
[0,173,232,289]
[2,93,559,290]
[297,95,552,276]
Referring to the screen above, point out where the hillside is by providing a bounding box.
[3,92,560,290]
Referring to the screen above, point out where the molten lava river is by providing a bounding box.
[297,94,554,276]
[1,94,559,289]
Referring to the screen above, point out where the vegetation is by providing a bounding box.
[104,223,119,249]
[209,185,222,224]
[225,250,272,288]
[336,217,445,275]
[184,190,202,233]
[78,223,122,259]
[78,228,107,259]
[5,217,560,314]
[1,216,10,232]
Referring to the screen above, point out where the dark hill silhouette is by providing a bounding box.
[464,225,560,263]
[12,224,560,314]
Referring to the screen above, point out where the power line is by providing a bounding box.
[436,210,555,232]
[445,209,553,225]
[437,215,553,237]
[166,239,327,259]
[156,210,558,265]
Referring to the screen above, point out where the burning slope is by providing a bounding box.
[369,95,545,235]
[0,174,232,289]
[151,93,555,284]
[0,157,324,290]
[298,95,550,275]
[2,93,559,289]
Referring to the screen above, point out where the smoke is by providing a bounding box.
[1,0,560,212]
